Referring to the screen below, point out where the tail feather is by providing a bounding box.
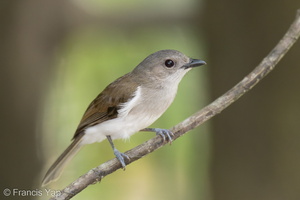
[42,135,83,186]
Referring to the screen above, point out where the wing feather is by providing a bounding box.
[72,73,139,139]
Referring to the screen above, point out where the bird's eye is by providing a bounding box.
[165,59,175,68]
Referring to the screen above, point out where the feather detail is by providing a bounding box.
[73,73,139,139]
[42,134,84,186]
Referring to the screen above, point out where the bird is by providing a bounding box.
[42,49,206,186]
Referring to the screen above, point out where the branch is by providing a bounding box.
[50,9,300,200]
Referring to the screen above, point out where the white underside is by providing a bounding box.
[82,111,157,144]
[81,85,177,145]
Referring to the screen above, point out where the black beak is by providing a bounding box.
[182,58,206,69]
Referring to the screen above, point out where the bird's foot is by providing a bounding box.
[142,128,174,144]
[113,148,130,170]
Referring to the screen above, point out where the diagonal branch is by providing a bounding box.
[50,9,300,200]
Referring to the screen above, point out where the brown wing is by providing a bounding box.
[72,73,139,139]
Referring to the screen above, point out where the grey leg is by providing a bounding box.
[106,135,130,169]
[141,128,174,144]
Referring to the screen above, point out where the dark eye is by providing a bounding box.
[165,59,175,68]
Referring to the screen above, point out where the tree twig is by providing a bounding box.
[50,9,300,200]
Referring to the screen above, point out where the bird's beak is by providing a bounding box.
[182,58,206,69]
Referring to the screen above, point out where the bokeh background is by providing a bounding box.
[1,0,300,200]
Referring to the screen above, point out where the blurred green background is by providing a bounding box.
[1,0,300,200]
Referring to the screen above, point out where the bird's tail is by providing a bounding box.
[42,135,84,187]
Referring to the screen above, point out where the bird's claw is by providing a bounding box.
[142,128,174,144]
[154,128,174,144]
[113,149,130,170]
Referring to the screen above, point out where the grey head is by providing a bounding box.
[131,49,206,88]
